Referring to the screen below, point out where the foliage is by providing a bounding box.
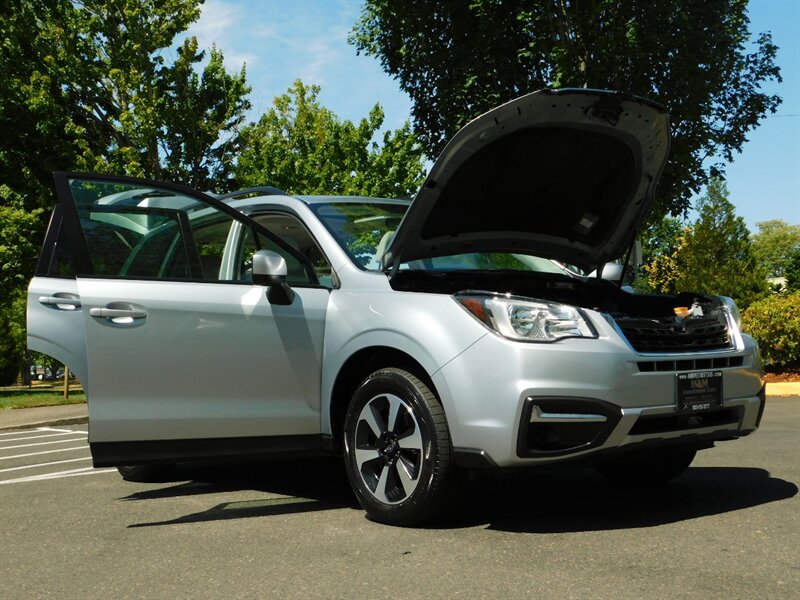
[0,188,44,300]
[637,216,687,292]
[640,216,686,266]
[235,81,425,198]
[741,292,800,367]
[159,38,251,192]
[641,178,768,308]
[750,219,800,279]
[0,0,251,336]
[785,248,800,292]
[351,0,782,221]
[640,228,688,294]
[0,191,41,384]
[0,292,27,385]
[2,0,185,208]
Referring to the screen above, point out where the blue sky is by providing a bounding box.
[181,0,799,232]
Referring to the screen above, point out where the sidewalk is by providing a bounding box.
[1,384,797,431]
[0,403,89,430]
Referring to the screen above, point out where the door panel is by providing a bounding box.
[79,278,327,442]
[52,173,328,457]
[27,277,88,389]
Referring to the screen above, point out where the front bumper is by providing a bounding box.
[431,326,764,469]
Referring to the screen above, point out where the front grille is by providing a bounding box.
[637,356,744,373]
[617,316,730,353]
[628,407,741,436]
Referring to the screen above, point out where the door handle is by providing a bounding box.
[38,295,81,310]
[89,304,147,325]
[89,308,147,319]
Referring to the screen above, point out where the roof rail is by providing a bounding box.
[217,186,287,201]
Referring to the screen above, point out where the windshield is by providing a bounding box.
[310,201,577,275]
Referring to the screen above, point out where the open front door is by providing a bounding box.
[48,173,329,466]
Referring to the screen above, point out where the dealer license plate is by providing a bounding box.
[676,371,723,412]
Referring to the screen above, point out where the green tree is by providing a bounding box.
[0,292,27,385]
[351,0,782,220]
[0,190,42,385]
[235,80,426,197]
[785,248,800,292]
[640,216,686,266]
[0,187,44,301]
[0,0,250,215]
[1,0,204,211]
[751,219,800,279]
[659,178,769,308]
[157,37,251,191]
[640,224,690,294]
[637,215,688,291]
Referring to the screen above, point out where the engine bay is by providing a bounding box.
[391,270,732,352]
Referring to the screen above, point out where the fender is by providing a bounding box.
[319,291,488,434]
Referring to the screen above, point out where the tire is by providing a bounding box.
[596,449,696,486]
[343,368,458,526]
[117,464,175,482]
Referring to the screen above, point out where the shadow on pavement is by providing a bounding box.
[124,457,359,528]
[443,466,798,533]
[123,459,797,531]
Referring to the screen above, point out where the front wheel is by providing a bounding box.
[343,368,458,526]
[596,449,696,486]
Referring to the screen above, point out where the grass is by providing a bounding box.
[0,385,86,410]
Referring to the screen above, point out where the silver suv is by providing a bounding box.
[28,89,765,525]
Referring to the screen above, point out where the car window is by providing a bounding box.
[63,178,316,285]
[37,208,76,278]
[310,202,407,269]
[250,213,333,287]
[310,201,582,275]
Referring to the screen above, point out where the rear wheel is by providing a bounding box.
[597,449,696,486]
[117,464,175,482]
[343,368,458,526]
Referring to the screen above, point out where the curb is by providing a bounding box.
[766,382,800,397]
[0,416,89,431]
[0,405,89,431]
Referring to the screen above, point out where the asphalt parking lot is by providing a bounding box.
[1,399,798,600]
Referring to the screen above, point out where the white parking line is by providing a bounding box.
[0,446,89,460]
[0,466,116,485]
[0,431,87,443]
[1,437,89,450]
[0,426,83,438]
[36,427,85,433]
[0,456,92,473]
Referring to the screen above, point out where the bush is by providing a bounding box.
[741,292,800,367]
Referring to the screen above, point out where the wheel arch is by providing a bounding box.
[327,346,440,454]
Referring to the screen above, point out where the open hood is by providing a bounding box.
[383,88,670,273]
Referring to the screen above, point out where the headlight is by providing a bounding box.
[454,291,597,342]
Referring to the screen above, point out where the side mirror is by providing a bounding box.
[600,262,624,281]
[252,250,295,305]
